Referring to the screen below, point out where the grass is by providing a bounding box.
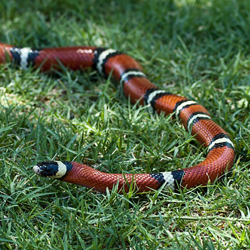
[0,0,250,249]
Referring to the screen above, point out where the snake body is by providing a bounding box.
[0,43,235,193]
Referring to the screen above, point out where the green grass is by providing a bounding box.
[0,0,250,249]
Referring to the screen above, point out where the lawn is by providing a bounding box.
[0,0,250,249]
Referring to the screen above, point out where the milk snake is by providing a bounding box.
[0,43,235,193]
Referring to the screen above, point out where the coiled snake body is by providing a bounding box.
[0,43,235,193]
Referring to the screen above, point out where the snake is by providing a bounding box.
[0,43,235,193]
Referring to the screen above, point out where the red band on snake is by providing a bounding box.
[0,43,235,193]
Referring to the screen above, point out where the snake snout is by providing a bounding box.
[33,165,42,175]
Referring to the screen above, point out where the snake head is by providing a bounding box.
[33,161,72,179]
